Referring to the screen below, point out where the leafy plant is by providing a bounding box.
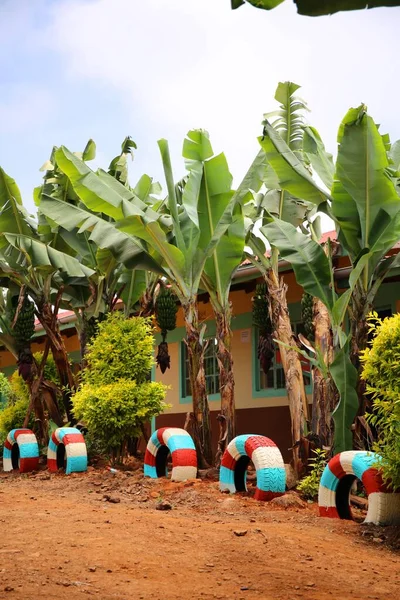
[361,313,400,490]
[0,396,32,450]
[0,373,12,410]
[72,312,168,462]
[83,312,155,385]
[297,448,327,500]
[231,1,400,16]
[260,102,400,453]
[9,371,30,405]
[73,380,166,457]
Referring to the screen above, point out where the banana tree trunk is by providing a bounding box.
[22,340,63,444]
[36,301,77,424]
[214,305,236,466]
[21,357,47,445]
[348,289,373,448]
[266,268,309,477]
[182,299,212,468]
[312,297,337,449]
[349,289,372,411]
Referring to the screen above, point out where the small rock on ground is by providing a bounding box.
[270,492,306,510]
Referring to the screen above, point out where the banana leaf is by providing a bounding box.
[336,106,400,252]
[330,340,359,453]
[0,168,36,250]
[259,123,331,206]
[261,217,333,308]
[3,233,95,278]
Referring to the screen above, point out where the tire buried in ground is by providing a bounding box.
[318,450,400,525]
[219,434,286,501]
[3,429,39,473]
[144,427,197,482]
[47,427,87,475]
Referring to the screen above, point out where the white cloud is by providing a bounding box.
[40,0,400,232]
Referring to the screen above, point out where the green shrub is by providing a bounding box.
[0,373,12,410]
[73,380,167,455]
[84,312,155,385]
[73,312,168,461]
[9,371,30,405]
[297,448,327,500]
[361,313,400,491]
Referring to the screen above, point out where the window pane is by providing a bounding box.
[256,322,312,392]
[182,339,220,398]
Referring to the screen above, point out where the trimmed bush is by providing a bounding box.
[0,373,12,409]
[73,380,166,455]
[84,312,155,385]
[361,313,400,490]
[73,312,168,460]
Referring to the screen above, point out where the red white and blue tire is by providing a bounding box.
[319,450,400,525]
[2,429,39,473]
[144,427,197,482]
[219,434,286,501]
[47,427,87,475]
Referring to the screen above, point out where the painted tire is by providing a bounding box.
[219,434,286,501]
[144,427,197,482]
[47,427,87,475]
[3,429,39,473]
[318,451,400,525]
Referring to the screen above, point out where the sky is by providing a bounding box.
[1,0,400,219]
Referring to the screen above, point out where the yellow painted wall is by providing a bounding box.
[156,273,308,414]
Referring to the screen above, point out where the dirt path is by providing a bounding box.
[0,468,399,600]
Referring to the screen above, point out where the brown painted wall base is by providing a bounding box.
[155,406,292,463]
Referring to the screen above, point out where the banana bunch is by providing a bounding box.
[252,282,272,335]
[155,286,177,374]
[12,297,35,345]
[155,287,178,334]
[301,292,315,341]
[252,282,274,375]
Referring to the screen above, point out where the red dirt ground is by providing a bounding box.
[0,464,399,600]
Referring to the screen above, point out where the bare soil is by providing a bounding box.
[0,462,399,600]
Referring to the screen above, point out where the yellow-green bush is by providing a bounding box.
[0,373,12,409]
[0,398,32,442]
[84,312,155,385]
[9,371,30,404]
[73,312,168,459]
[73,380,167,454]
[0,372,31,448]
[361,313,400,490]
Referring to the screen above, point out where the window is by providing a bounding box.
[181,338,220,398]
[255,322,311,393]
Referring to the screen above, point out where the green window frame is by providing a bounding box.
[253,322,312,398]
[180,338,221,403]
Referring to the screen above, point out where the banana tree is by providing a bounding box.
[244,82,325,474]
[40,130,266,466]
[37,140,154,362]
[0,166,95,424]
[199,207,246,462]
[260,104,400,452]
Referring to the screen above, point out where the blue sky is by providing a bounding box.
[1,0,400,216]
